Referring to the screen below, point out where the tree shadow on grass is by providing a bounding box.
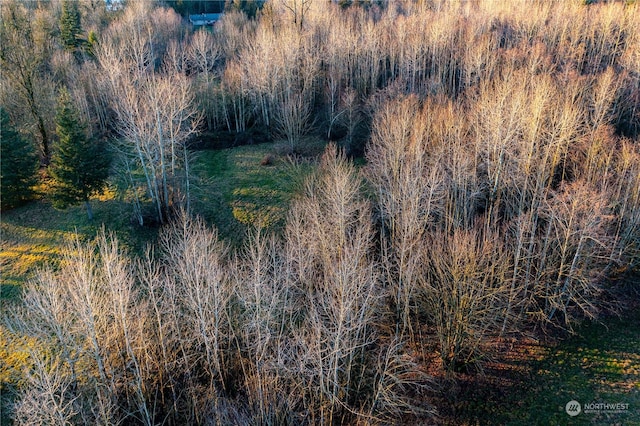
[435,307,640,425]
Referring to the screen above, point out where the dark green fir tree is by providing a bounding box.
[1,108,39,210]
[49,88,110,220]
[60,0,82,52]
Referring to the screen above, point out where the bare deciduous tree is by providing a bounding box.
[367,95,443,335]
[187,29,221,131]
[0,1,56,163]
[419,226,513,374]
[14,352,80,426]
[279,0,313,30]
[97,4,200,224]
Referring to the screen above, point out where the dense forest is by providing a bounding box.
[1,0,639,424]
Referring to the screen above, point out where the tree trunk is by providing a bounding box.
[25,80,50,164]
[85,199,94,221]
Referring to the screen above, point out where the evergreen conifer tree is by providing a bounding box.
[0,108,39,210]
[60,0,82,52]
[49,89,110,220]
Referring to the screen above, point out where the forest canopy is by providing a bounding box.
[1,0,639,424]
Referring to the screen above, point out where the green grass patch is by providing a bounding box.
[516,314,640,425]
[1,195,156,294]
[444,310,640,425]
[191,143,316,246]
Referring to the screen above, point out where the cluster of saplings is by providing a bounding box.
[3,0,640,424]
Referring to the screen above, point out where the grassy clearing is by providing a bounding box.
[191,142,317,246]
[1,195,155,294]
[519,312,640,426]
[442,306,640,425]
[1,142,316,296]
